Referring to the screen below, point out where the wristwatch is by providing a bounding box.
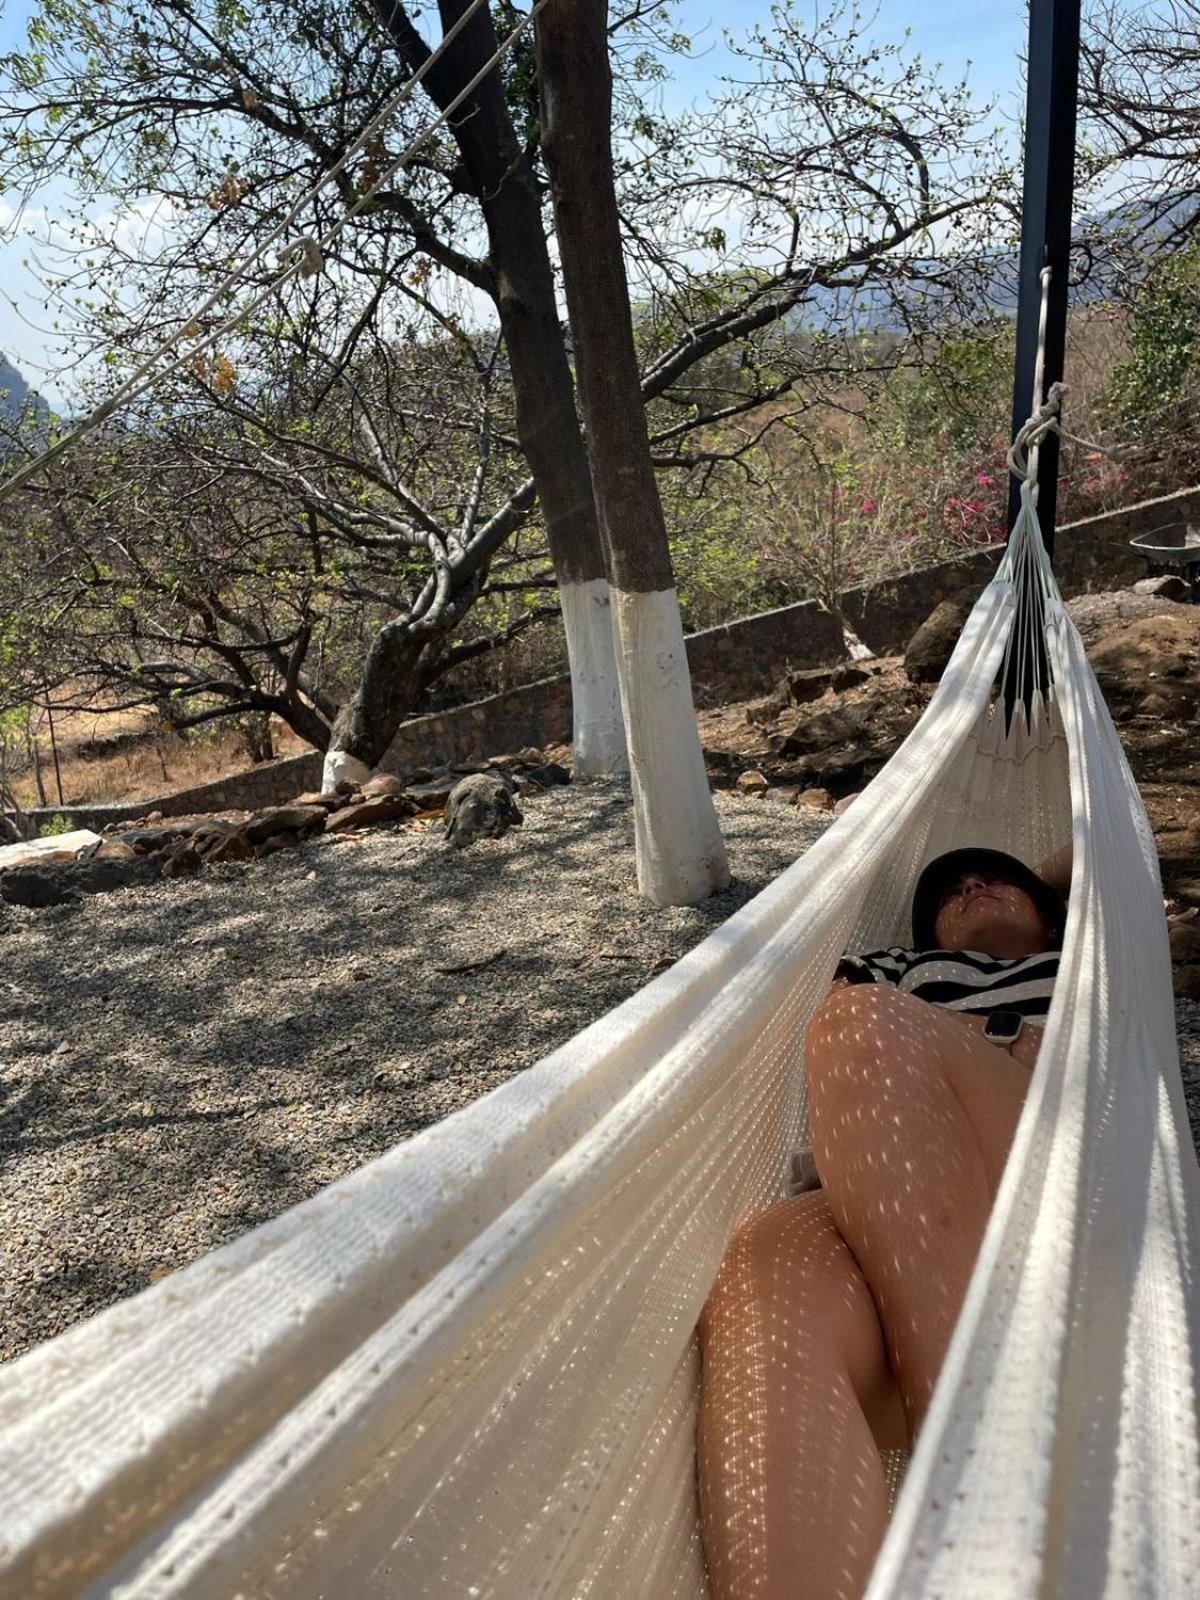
[983,1009,1025,1050]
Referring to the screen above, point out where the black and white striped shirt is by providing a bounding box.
[835,946,1059,1019]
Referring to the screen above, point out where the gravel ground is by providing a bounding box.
[2,784,1197,1365]
[0,786,832,1362]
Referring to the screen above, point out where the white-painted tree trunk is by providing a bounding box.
[561,578,628,779]
[611,586,730,906]
[321,748,372,793]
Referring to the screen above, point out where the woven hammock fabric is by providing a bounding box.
[1,495,1197,1598]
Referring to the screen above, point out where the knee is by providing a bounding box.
[806,981,915,1077]
[701,1194,840,1343]
[805,983,935,1142]
[701,1195,883,1376]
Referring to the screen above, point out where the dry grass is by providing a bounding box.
[12,719,309,809]
[1064,305,1131,434]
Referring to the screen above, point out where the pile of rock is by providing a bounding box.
[710,656,926,811]
[161,775,417,877]
[0,754,572,909]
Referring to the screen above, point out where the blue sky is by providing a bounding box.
[0,0,1031,403]
[665,1,1025,112]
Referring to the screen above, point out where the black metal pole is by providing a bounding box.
[1007,0,1081,559]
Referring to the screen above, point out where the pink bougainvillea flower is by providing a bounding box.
[975,472,997,487]
[860,497,877,515]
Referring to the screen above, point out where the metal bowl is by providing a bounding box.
[1129,523,1200,565]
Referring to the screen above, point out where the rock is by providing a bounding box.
[1132,574,1191,601]
[1067,590,1189,647]
[444,773,524,849]
[797,787,835,811]
[519,746,544,763]
[746,694,787,728]
[830,664,871,693]
[0,854,161,907]
[1173,964,1200,1001]
[736,770,769,796]
[123,825,193,855]
[1175,879,1200,907]
[833,792,862,816]
[796,746,878,790]
[361,773,406,798]
[160,844,202,878]
[255,831,301,857]
[406,778,456,811]
[146,811,163,823]
[324,794,414,832]
[523,762,571,789]
[1169,920,1200,964]
[0,829,102,871]
[191,819,238,843]
[774,704,870,758]
[205,831,253,865]
[904,600,971,684]
[294,791,344,810]
[93,840,138,860]
[87,855,165,894]
[2,847,78,871]
[784,666,840,706]
[1137,689,1194,720]
[764,785,800,805]
[243,805,328,844]
[0,865,75,907]
[1085,612,1200,710]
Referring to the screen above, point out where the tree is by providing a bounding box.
[1,0,627,785]
[334,0,628,787]
[1081,0,1200,250]
[538,0,728,905]
[1105,236,1200,482]
[1,0,1004,779]
[0,708,38,844]
[0,307,566,751]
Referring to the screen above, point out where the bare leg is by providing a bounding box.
[805,983,1032,1434]
[697,1191,906,1600]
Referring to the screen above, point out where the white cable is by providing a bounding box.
[1025,265,1053,498]
[1006,265,1132,495]
[0,0,549,501]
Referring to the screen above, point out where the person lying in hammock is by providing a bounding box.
[696,843,1072,1600]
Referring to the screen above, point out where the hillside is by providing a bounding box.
[0,353,47,420]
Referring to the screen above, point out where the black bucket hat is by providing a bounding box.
[911,847,1067,951]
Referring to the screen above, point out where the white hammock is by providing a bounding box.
[2,487,1198,1599]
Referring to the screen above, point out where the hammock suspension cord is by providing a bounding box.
[1006,268,1133,501]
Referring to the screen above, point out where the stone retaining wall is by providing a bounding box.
[19,486,1196,830]
[842,484,1200,656]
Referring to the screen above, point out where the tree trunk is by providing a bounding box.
[274,688,334,757]
[361,0,626,781]
[323,621,428,789]
[537,0,729,905]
